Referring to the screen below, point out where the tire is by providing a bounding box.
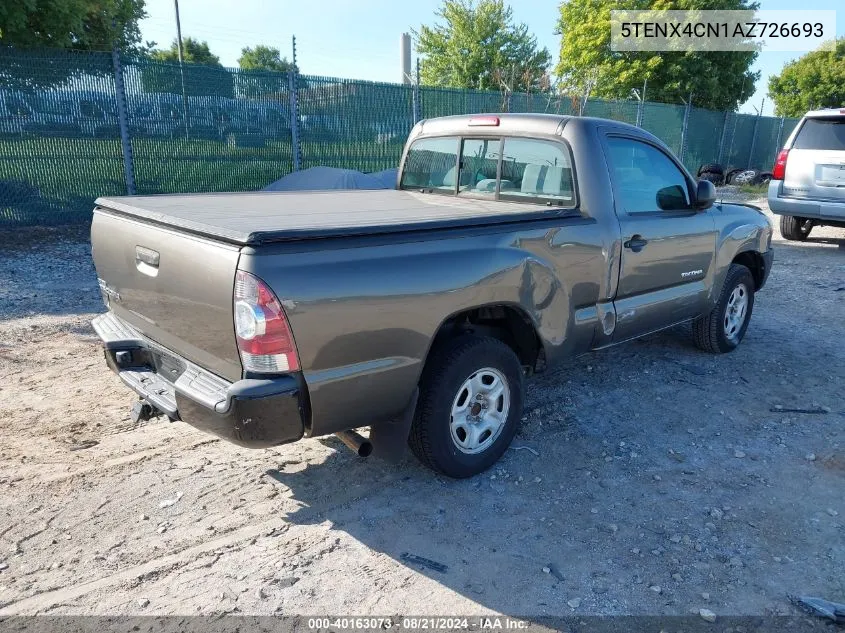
[700,171,724,186]
[752,171,773,186]
[697,163,725,177]
[409,336,524,478]
[692,264,755,354]
[780,215,812,241]
[725,168,743,184]
[733,169,759,185]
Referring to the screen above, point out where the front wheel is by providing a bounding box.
[409,336,524,478]
[692,264,755,353]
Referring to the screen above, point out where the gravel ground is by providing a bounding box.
[0,198,843,619]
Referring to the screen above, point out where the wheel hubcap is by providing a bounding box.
[450,367,510,454]
[724,283,749,341]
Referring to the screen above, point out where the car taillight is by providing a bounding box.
[234,270,300,373]
[772,149,789,180]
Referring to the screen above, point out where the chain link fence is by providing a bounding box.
[0,48,800,227]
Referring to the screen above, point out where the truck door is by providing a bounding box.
[603,134,717,342]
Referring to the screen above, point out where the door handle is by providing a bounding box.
[135,245,160,277]
[624,235,648,252]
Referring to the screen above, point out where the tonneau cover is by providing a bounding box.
[95,189,559,245]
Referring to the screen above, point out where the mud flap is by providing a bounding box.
[369,388,418,464]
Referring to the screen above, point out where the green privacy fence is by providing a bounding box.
[0,48,800,227]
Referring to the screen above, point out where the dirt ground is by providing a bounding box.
[0,196,843,619]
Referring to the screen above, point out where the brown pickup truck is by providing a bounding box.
[91,113,774,477]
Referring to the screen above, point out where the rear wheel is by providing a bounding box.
[692,264,755,353]
[409,336,524,478]
[780,215,812,241]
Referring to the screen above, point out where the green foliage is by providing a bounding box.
[0,0,145,89]
[140,38,233,98]
[555,0,760,111]
[414,0,551,92]
[149,38,221,65]
[236,46,294,98]
[768,39,845,117]
[0,0,146,51]
[238,46,293,72]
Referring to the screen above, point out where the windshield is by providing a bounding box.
[33,98,74,115]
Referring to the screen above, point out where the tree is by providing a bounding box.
[0,0,146,90]
[140,38,233,98]
[555,0,760,111]
[768,39,845,117]
[238,46,294,72]
[149,37,221,65]
[414,0,551,93]
[235,45,295,97]
[0,0,146,51]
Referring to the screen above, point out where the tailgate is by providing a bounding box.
[91,209,243,382]
[784,116,845,202]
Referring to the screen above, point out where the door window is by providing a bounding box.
[607,137,691,213]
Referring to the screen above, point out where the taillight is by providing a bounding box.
[772,149,789,180]
[234,270,300,373]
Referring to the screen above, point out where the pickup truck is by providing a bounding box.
[91,113,774,478]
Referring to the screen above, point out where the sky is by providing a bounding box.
[139,0,844,116]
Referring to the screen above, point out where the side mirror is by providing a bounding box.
[656,184,689,211]
[694,179,716,210]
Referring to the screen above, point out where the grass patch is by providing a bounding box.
[736,183,769,196]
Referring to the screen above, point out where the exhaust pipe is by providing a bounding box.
[335,430,373,457]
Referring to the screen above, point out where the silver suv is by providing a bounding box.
[768,109,845,241]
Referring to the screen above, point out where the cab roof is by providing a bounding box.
[410,112,644,139]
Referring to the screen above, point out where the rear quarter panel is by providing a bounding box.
[239,219,608,437]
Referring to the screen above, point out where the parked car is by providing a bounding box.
[22,90,118,137]
[768,108,845,240]
[90,113,774,478]
[0,91,35,136]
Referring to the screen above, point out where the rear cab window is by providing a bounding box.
[792,118,845,150]
[400,136,459,193]
[400,135,576,207]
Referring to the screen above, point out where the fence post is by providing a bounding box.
[111,47,136,196]
[748,108,762,169]
[288,69,302,172]
[717,111,729,166]
[775,115,785,151]
[679,94,692,164]
[412,58,421,124]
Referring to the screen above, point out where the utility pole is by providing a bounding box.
[174,0,189,139]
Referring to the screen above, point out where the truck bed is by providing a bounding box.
[95,189,561,245]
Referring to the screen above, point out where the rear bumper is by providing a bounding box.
[92,312,305,448]
[768,181,845,222]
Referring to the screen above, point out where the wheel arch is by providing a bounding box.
[731,250,766,290]
[424,302,545,377]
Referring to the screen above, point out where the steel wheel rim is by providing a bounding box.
[450,367,510,454]
[724,283,749,341]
